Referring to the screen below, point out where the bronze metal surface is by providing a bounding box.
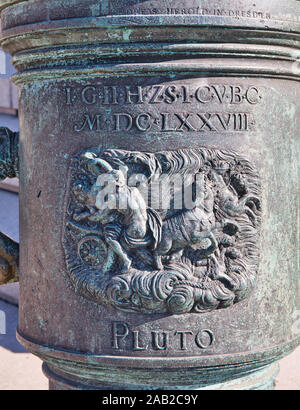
[0,0,299,389]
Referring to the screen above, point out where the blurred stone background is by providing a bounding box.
[0,52,298,390]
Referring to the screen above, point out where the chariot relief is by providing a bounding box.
[62,147,261,314]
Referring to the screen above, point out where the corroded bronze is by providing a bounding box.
[0,127,19,284]
[63,147,261,314]
[0,0,300,390]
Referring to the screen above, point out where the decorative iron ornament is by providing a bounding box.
[62,147,261,314]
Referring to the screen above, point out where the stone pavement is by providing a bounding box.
[276,346,300,390]
[0,299,48,390]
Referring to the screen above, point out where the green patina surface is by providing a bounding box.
[0,0,299,391]
[0,0,25,11]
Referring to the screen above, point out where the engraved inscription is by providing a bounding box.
[99,4,272,20]
[66,84,262,106]
[111,322,215,352]
[62,146,262,315]
[122,8,271,20]
[74,112,253,133]
[66,84,261,133]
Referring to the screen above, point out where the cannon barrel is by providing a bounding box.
[0,0,299,390]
